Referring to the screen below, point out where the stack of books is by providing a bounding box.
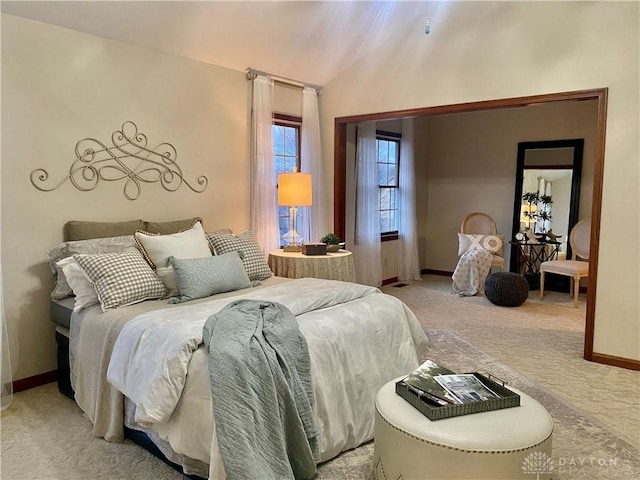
[396,360,520,420]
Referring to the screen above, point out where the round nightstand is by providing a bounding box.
[268,249,356,283]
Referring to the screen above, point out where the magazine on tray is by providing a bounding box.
[398,360,521,418]
[399,360,459,406]
[433,373,500,404]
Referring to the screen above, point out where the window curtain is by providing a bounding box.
[300,87,329,244]
[1,158,11,412]
[535,177,552,234]
[1,266,11,413]
[250,75,280,256]
[535,177,545,234]
[543,180,552,233]
[354,122,382,287]
[397,118,422,283]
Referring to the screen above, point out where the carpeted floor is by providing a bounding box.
[318,329,640,480]
[2,275,639,479]
[383,275,640,447]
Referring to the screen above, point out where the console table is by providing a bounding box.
[510,240,561,276]
[510,240,561,288]
[268,249,357,283]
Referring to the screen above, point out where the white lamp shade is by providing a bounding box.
[278,172,312,206]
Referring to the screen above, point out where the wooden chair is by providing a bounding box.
[540,218,590,307]
[460,212,505,270]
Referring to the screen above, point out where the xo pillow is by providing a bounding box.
[458,233,505,257]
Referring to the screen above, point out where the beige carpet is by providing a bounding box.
[384,275,640,446]
[2,275,639,479]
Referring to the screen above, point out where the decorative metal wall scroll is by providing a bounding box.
[30,121,208,200]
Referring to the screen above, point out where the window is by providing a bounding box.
[377,131,401,238]
[273,114,301,243]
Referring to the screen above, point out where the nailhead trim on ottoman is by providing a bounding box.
[485,272,529,307]
[373,378,554,479]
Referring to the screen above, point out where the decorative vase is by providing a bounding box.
[326,242,345,252]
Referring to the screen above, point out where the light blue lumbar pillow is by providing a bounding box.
[168,251,252,303]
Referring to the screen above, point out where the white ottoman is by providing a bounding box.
[374,378,553,480]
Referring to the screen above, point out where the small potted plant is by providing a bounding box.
[320,232,344,252]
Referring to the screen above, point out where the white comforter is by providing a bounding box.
[107,278,427,478]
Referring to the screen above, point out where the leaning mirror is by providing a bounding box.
[510,139,584,277]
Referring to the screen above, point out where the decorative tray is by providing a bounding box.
[396,372,520,421]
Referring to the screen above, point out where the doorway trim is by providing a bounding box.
[333,88,639,370]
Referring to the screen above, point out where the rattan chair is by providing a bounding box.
[460,212,505,270]
[540,218,590,307]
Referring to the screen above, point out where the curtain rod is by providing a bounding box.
[245,67,321,91]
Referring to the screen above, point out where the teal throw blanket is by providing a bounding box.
[202,299,319,480]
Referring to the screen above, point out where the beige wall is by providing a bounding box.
[1,15,313,382]
[321,1,639,361]
[2,1,638,380]
[1,15,254,381]
[414,100,597,272]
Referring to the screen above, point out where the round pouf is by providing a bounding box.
[374,378,554,480]
[485,272,529,307]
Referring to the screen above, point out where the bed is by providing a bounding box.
[48,218,428,479]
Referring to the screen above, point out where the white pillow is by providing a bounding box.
[57,257,99,312]
[134,221,212,291]
[458,233,505,257]
[135,221,212,267]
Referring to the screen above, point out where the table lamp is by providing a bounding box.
[278,168,312,251]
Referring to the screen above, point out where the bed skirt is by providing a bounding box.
[55,328,205,478]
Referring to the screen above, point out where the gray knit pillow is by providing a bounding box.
[168,251,252,304]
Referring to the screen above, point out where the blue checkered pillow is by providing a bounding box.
[74,249,167,311]
[207,230,272,281]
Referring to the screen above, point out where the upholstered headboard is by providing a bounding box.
[63,217,203,241]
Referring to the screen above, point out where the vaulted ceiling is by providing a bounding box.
[1,0,432,85]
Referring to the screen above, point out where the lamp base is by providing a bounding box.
[282,228,303,250]
[283,245,302,252]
